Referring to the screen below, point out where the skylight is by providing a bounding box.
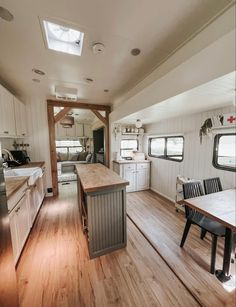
[43,20,84,56]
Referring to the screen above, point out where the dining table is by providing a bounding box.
[183,188,236,282]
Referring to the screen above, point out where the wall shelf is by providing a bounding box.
[122,132,144,136]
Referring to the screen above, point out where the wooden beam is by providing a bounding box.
[47,99,111,112]
[54,107,72,123]
[91,110,107,125]
[104,109,110,167]
[47,105,58,196]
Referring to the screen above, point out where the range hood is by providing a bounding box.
[60,116,75,128]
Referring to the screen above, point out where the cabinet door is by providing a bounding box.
[14,97,21,136]
[0,86,16,136]
[9,209,19,264]
[15,194,30,253]
[66,125,76,137]
[56,123,67,138]
[76,123,84,137]
[123,164,136,192]
[84,124,92,138]
[20,102,27,137]
[136,169,149,191]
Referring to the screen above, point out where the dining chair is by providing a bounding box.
[180,181,226,274]
[200,177,223,239]
[203,177,222,195]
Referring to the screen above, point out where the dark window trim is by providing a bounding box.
[148,136,184,162]
[212,133,236,172]
[120,139,139,158]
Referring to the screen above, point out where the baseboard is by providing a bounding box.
[150,187,175,204]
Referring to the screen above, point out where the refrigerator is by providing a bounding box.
[0,158,19,306]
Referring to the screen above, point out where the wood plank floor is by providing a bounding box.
[127,190,236,307]
[17,183,198,307]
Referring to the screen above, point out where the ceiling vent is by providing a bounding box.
[60,116,75,128]
[55,86,78,101]
[92,42,105,54]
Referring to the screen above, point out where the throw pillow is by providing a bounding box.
[78,151,88,161]
[60,152,68,161]
[68,153,79,161]
[86,153,92,163]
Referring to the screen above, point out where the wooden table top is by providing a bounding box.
[76,163,129,193]
[184,189,236,231]
[5,176,29,200]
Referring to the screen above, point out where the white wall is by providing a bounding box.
[144,106,235,202]
[26,98,52,190]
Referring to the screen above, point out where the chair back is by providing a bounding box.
[203,177,222,195]
[183,181,204,219]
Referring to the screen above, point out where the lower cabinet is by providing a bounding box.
[113,162,150,192]
[9,193,30,264]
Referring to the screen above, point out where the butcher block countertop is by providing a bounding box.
[18,161,45,169]
[76,163,129,193]
[5,176,29,200]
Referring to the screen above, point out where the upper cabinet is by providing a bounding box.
[56,122,92,139]
[0,85,16,137]
[0,84,28,138]
[14,97,28,137]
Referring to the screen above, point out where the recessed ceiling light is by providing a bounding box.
[32,78,40,83]
[0,7,14,22]
[104,89,109,93]
[32,68,45,75]
[92,43,105,54]
[131,48,141,56]
[85,78,94,83]
[43,20,84,56]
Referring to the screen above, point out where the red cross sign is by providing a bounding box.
[227,116,236,124]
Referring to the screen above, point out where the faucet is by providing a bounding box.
[2,149,14,161]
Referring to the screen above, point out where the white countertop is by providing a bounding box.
[113,160,151,164]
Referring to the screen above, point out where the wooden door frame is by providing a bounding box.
[47,99,111,196]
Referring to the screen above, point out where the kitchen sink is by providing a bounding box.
[4,167,43,185]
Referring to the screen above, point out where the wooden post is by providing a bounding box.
[47,105,58,196]
[104,110,110,167]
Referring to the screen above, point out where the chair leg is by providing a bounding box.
[180,219,192,248]
[200,229,207,240]
[210,235,218,274]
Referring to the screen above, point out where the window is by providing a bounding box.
[149,136,184,162]
[43,20,84,56]
[56,139,83,155]
[120,139,138,158]
[213,133,236,171]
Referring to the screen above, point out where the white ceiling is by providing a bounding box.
[117,72,236,125]
[0,0,234,104]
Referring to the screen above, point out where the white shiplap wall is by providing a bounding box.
[26,98,52,189]
[144,106,236,202]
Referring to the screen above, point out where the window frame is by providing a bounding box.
[212,133,236,172]
[120,139,139,158]
[148,136,184,162]
[56,139,83,155]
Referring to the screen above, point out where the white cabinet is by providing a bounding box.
[0,85,16,137]
[56,123,76,138]
[9,193,30,264]
[76,123,84,137]
[123,164,136,192]
[84,124,92,138]
[113,161,150,192]
[14,97,27,137]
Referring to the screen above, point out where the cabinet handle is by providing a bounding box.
[4,131,9,134]
[22,133,25,136]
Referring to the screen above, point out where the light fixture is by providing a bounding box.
[32,68,45,75]
[135,119,142,128]
[85,78,94,83]
[131,48,141,56]
[43,20,84,56]
[0,7,14,22]
[60,116,75,128]
[92,43,105,54]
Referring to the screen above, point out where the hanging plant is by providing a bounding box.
[199,118,212,144]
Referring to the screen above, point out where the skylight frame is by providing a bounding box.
[42,19,84,56]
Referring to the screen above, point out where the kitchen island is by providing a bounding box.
[76,163,129,258]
